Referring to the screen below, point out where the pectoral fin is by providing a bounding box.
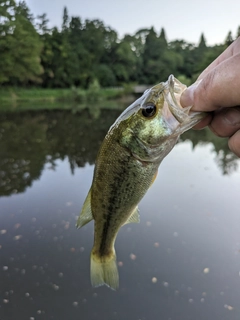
[76,189,93,228]
[124,206,140,225]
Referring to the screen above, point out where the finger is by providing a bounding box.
[209,107,240,137]
[181,53,240,112]
[192,113,213,130]
[228,130,240,157]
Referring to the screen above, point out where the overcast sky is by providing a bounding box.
[25,0,240,45]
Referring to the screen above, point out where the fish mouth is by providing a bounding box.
[164,75,190,123]
[164,75,206,134]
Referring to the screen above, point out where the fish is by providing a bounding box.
[76,75,205,290]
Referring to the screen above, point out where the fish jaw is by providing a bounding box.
[164,75,206,135]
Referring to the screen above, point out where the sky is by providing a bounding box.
[25,0,240,45]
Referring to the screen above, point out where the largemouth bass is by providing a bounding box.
[76,75,205,290]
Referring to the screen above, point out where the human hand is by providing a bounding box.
[180,37,240,157]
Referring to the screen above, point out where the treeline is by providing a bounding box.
[1,0,240,88]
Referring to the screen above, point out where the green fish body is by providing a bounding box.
[76,75,205,289]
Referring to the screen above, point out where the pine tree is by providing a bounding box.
[225,31,233,46]
[198,33,207,50]
[36,13,50,34]
[159,27,167,46]
[62,6,69,32]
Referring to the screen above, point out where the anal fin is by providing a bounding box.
[124,206,140,225]
[150,170,158,187]
[76,188,93,228]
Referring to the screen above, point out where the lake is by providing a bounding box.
[0,106,240,320]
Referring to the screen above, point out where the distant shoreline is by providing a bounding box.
[0,87,135,112]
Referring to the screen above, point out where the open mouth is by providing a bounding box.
[164,75,206,134]
[164,75,190,124]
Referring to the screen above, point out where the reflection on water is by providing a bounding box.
[0,107,240,320]
[0,109,238,197]
[0,109,121,196]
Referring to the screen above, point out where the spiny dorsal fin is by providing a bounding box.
[76,189,93,228]
[124,206,140,225]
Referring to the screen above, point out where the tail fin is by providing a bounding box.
[90,249,119,290]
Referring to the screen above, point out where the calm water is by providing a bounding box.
[0,107,240,320]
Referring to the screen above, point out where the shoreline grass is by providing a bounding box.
[0,87,125,102]
[0,87,135,112]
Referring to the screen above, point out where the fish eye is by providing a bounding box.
[142,104,156,118]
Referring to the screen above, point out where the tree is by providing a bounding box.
[141,27,172,83]
[62,6,69,32]
[196,44,225,76]
[0,0,15,24]
[0,0,16,83]
[68,16,91,87]
[168,40,195,78]
[36,13,54,86]
[0,3,237,89]
[198,33,207,50]
[159,27,167,46]
[36,13,50,34]
[225,31,233,46]
[0,0,43,85]
[191,33,208,78]
[110,37,137,83]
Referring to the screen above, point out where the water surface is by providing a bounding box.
[0,107,240,320]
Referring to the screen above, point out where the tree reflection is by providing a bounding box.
[0,109,238,197]
[0,109,121,196]
[180,129,239,175]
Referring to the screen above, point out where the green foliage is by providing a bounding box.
[86,78,101,102]
[177,75,192,87]
[95,64,116,87]
[195,44,225,77]
[141,28,168,83]
[0,2,239,89]
[0,1,43,84]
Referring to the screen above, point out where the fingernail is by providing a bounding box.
[223,108,240,126]
[180,79,202,108]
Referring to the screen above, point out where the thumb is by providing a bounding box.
[180,80,202,109]
[180,53,240,112]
